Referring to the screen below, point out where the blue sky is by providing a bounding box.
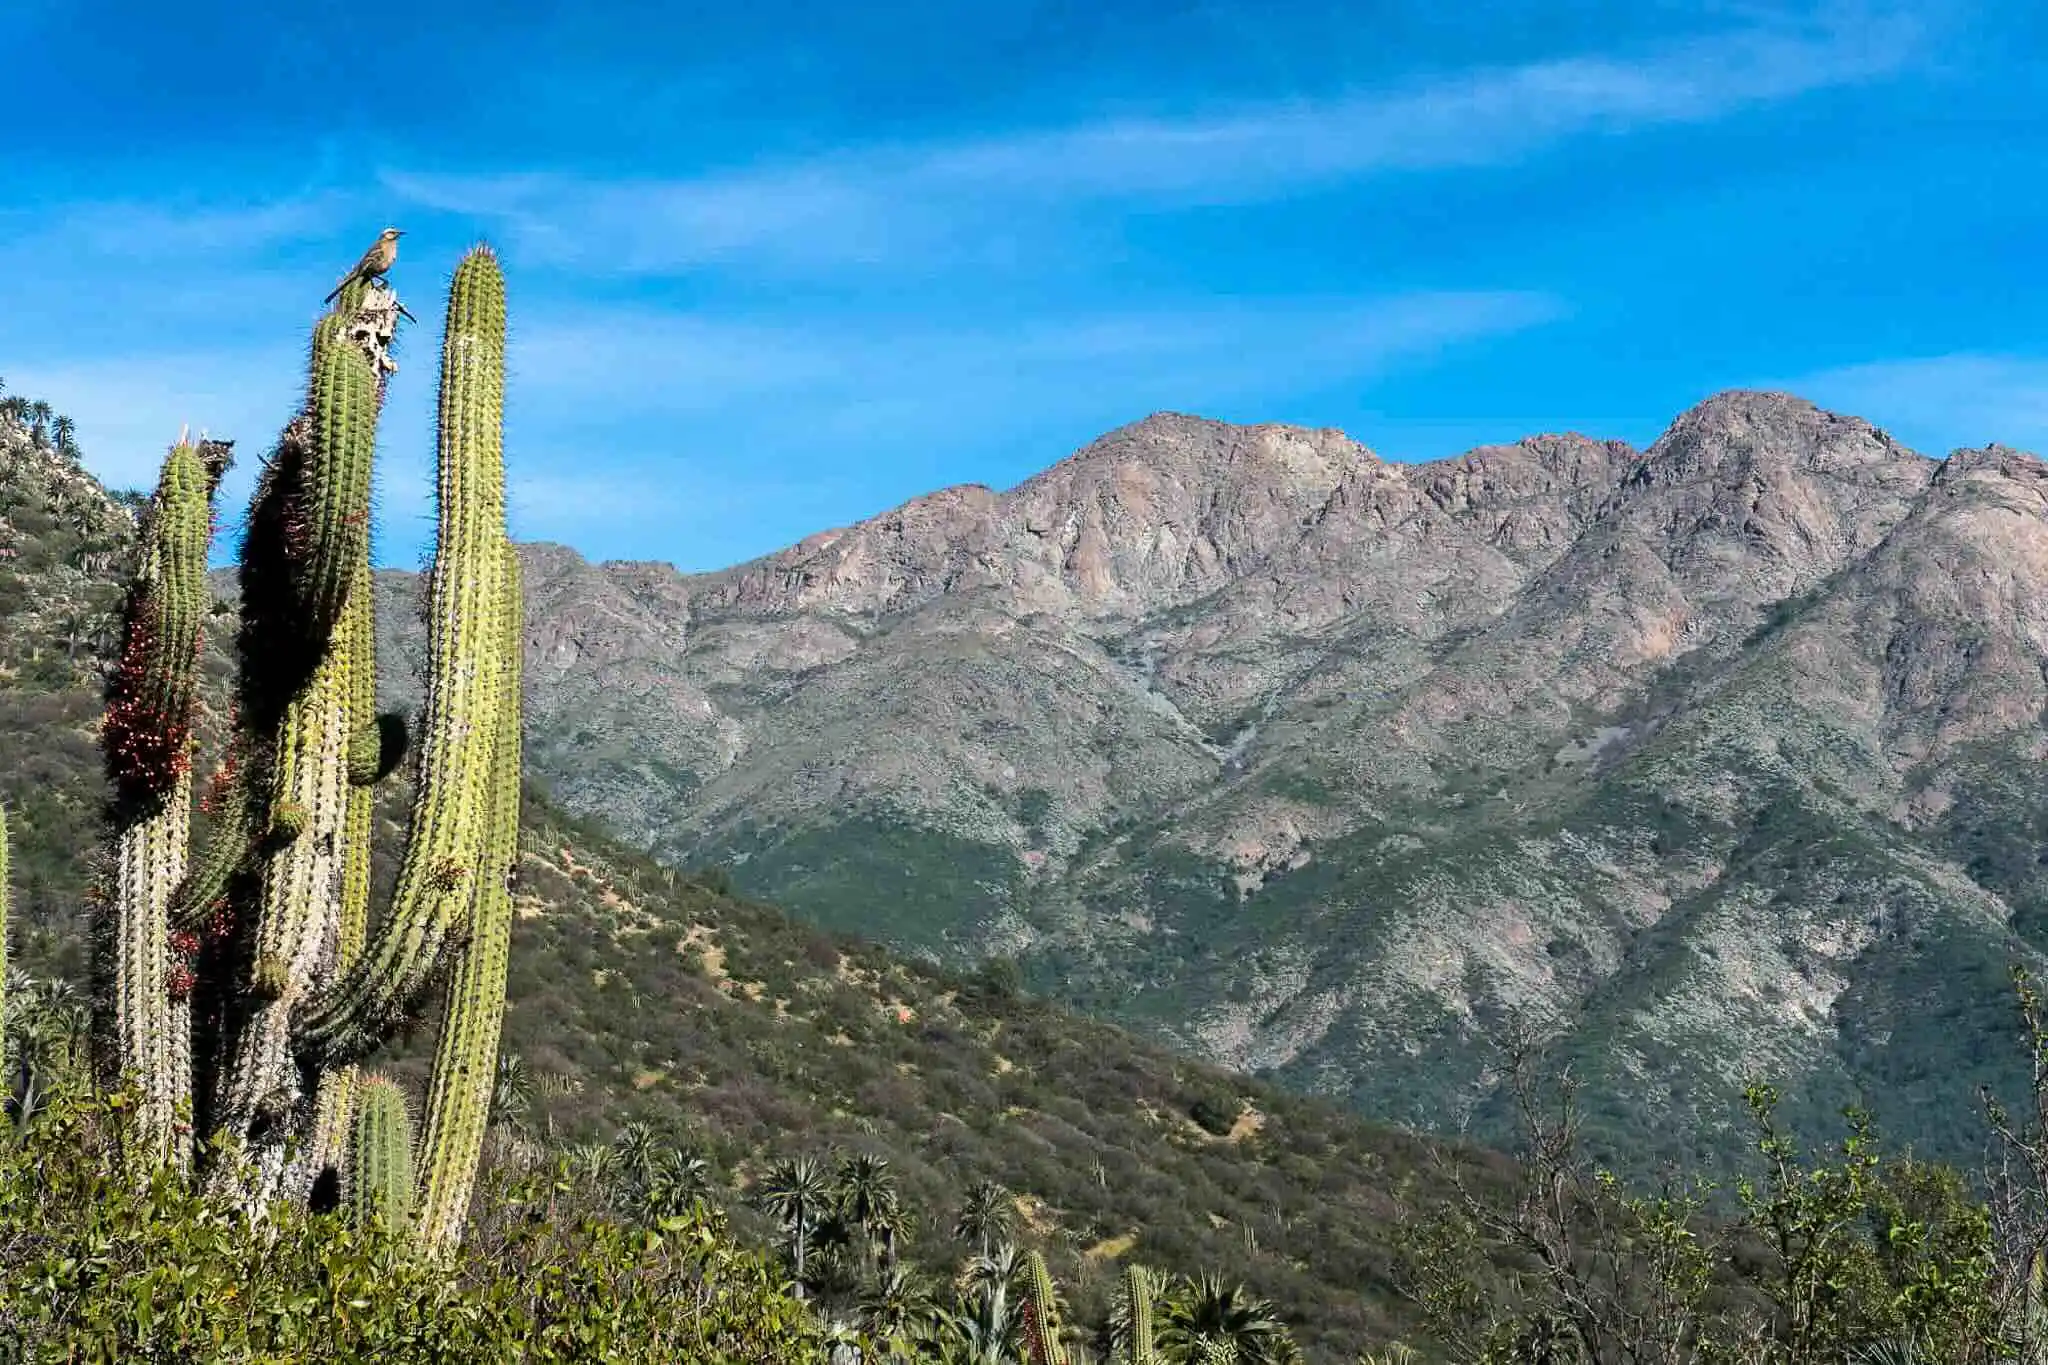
[3,0,2043,571]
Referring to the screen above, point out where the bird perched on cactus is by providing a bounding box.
[85,238,521,1252]
[324,228,405,303]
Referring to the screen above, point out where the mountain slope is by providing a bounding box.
[408,392,2048,1174]
[0,407,1513,1363]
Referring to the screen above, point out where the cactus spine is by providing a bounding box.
[86,242,522,1249]
[1023,1249,1072,1365]
[349,1072,416,1232]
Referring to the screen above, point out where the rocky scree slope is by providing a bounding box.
[372,391,2048,1174]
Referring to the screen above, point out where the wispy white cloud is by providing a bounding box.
[1791,353,2048,454]
[383,9,1927,276]
[29,194,349,262]
[510,289,1563,437]
[5,347,306,492]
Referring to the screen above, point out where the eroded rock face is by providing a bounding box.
[373,389,2048,1173]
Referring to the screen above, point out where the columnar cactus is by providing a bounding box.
[1023,1249,1071,1365]
[349,1072,416,1232]
[97,434,227,1163]
[91,242,522,1248]
[416,543,523,1245]
[300,248,510,1071]
[304,575,385,1186]
[1124,1263,1157,1365]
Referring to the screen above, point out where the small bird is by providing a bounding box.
[323,227,405,303]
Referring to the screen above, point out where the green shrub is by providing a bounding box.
[0,1085,820,1362]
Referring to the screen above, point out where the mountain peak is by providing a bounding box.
[1640,388,1922,483]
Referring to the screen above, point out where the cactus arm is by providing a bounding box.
[98,437,219,1166]
[211,328,384,1188]
[349,1073,416,1232]
[415,543,522,1248]
[304,572,383,1185]
[101,438,211,806]
[1023,1250,1071,1365]
[291,316,380,636]
[1125,1263,1156,1365]
[299,246,509,1066]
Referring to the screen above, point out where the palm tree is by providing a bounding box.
[757,1153,835,1286]
[1354,1346,1420,1365]
[26,400,51,447]
[819,1316,863,1365]
[611,1119,661,1191]
[859,1262,940,1361]
[815,1202,866,1280]
[921,1277,1023,1365]
[965,1240,1029,1296]
[50,415,76,460]
[838,1151,904,1268]
[8,977,86,1082]
[643,1146,715,1219]
[954,1178,1014,1259]
[1160,1275,1291,1365]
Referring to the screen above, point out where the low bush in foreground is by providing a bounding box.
[0,1084,820,1363]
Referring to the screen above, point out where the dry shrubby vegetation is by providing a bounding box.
[10,380,2048,1362]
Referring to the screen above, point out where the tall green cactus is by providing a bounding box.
[350,1072,416,1232]
[300,248,510,1071]
[416,542,523,1245]
[304,569,384,1191]
[98,434,226,1164]
[1123,1263,1157,1365]
[1023,1249,1071,1365]
[90,241,522,1249]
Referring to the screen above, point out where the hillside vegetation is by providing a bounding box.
[13,385,2048,1364]
[437,395,2048,1181]
[0,383,1495,1361]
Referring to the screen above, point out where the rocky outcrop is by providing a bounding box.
[373,388,2048,1173]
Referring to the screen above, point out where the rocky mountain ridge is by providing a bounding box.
[371,390,2048,1170]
